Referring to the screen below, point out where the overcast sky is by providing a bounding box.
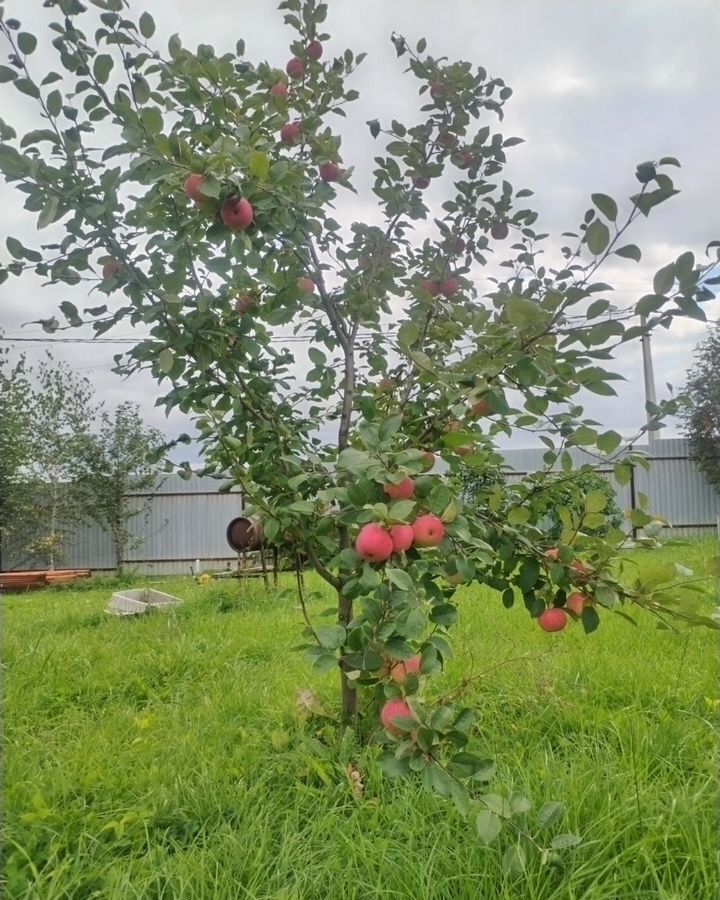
[1,0,718,457]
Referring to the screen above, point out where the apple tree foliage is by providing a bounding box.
[1,0,719,848]
[681,321,720,494]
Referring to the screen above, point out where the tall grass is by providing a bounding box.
[3,540,717,899]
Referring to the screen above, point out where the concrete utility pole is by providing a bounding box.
[640,316,657,448]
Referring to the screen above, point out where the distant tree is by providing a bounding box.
[70,402,164,573]
[681,322,720,493]
[21,355,98,569]
[0,343,33,569]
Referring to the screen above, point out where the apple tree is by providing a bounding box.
[1,0,718,844]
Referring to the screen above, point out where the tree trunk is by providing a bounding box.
[338,587,358,721]
[113,524,124,575]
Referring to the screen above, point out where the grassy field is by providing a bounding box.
[3,539,718,899]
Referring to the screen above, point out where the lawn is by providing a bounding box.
[3,540,718,900]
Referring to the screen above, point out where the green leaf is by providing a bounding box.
[536,800,565,830]
[614,462,633,486]
[550,833,582,850]
[653,262,675,295]
[367,119,380,138]
[451,781,470,817]
[507,507,530,525]
[386,568,414,592]
[6,236,25,259]
[476,810,502,845]
[502,844,527,878]
[0,66,17,83]
[388,499,415,522]
[315,624,345,650]
[584,490,607,514]
[597,430,622,454]
[141,107,163,134]
[249,151,270,180]
[46,89,62,117]
[93,54,114,85]
[139,11,156,38]
[289,500,316,514]
[586,220,610,256]
[591,192,617,222]
[635,294,666,316]
[17,33,37,55]
[158,348,175,374]
[510,791,532,814]
[37,195,60,230]
[506,295,543,327]
[14,78,40,99]
[580,605,601,634]
[21,129,60,149]
[378,752,411,778]
[397,320,419,349]
[615,244,641,262]
[481,793,512,818]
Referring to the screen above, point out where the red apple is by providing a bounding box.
[491,221,509,240]
[453,238,466,253]
[184,173,205,203]
[455,445,474,457]
[566,592,589,616]
[280,121,302,144]
[390,656,421,684]
[383,477,415,501]
[571,560,592,578]
[440,276,460,296]
[389,524,414,553]
[270,82,288,98]
[378,378,396,392]
[380,698,414,737]
[297,276,316,295]
[102,259,122,280]
[537,607,568,633]
[429,82,446,99]
[234,293,254,314]
[220,197,254,231]
[470,398,491,417]
[412,176,430,190]
[437,131,457,148]
[286,57,305,79]
[307,40,323,60]
[355,524,394,563]
[545,548,560,561]
[319,162,341,183]
[419,279,441,297]
[412,514,445,547]
[445,572,465,586]
[455,151,475,170]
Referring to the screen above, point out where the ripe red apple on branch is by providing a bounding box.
[389,524,414,552]
[538,608,568,632]
[286,57,305,79]
[381,699,415,737]
[355,524,393,562]
[220,197,254,231]
[383,476,415,500]
[390,656,421,684]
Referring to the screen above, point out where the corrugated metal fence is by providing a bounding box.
[501,438,718,537]
[6,438,718,574]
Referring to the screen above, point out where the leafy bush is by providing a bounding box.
[461,466,624,540]
[526,470,624,540]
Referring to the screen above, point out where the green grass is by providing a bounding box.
[3,540,718,899]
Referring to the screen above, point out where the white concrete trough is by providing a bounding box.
[107,588,182,617]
